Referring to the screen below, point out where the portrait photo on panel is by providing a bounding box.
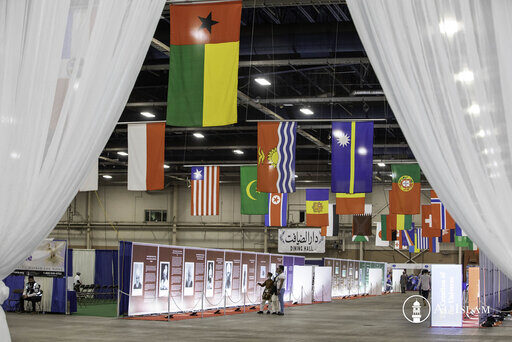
[132,262,144,296]
[159,261,170,297]
[260,265,266,279]
[184,262,195,296]
[206,260,214,298]
[224,261,233,296]
[242,264,247,293]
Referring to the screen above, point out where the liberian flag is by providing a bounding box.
[431,191,456,230]
[257,122,297,193]
[127,123,165,191]
[265,193,287,227]
[191,166,219,216]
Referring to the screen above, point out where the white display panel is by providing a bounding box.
[292,265,313,304]
[313,266,332,302]
[431,264,462,327]
[392,269,404,293]
[368,269,383,295]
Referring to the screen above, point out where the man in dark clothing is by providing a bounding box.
[400,270,408,293]
[20,276,42,312]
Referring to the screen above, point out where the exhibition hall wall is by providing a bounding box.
[119,241,304,316]
[479,252,512,323]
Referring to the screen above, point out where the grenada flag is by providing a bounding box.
[167,1,241,127]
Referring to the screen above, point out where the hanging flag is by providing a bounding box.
[352,215,372,236]
[421,205,441,237]
[429,237,440,253]
[402,228,415,248]
[331,121,374,194]
[79,160,98,192]
[416,227,429,250]
[396,214,413,230]
[394,231,402,249]
[441,229,455,243]
[128,123,165,191]
[468,238,478,251]
[257,122,297,193]
[389,164,421,214]
[191,166,219,216]
[381,215,397,241]
[240,166,268,215]
[375,222,389,247]
[265,193,288,227]
[167,1,242,127]
[430,191,456,230]
[455,236,469,247]
[352,235,369,242]
[306,189,329,227]
[335,193,365,215]
[323,204,339,237]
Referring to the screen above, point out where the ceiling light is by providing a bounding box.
[283,104,294,107]
[467,103,480,116]
[193,132,205,139]
[255,78,271,86]
[300,108,314,115]
[476,129,486,138]
[454,69,474,84]
[378,162,386,167]
[102,175,112,179]
[294,175,298,178]
[439,18,461,37]
[350,90,384,96]
[140,111,155,118]
[233,149,244,155]
[164,164,170,169]
[117,151,128,156]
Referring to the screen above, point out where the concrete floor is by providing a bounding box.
[6,294,512,341]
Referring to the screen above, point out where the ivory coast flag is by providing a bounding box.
[167,1,241,127]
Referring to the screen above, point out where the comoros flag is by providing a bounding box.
[257,122,297,193]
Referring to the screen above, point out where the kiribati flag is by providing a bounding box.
[257,122,297,193]
[331,121,373,194]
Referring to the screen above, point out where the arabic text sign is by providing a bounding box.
[278,228,325,253]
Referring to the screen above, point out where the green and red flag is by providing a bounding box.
[240,166,268,215]
[389,164,421,214]
[167,1,241,127]
[381,214,397,241]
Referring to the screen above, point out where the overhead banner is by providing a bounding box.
[14,239,67,277]
[278,228,325,253]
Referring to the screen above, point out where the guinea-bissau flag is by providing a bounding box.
[240,166,268,215]
[389,164,421,214]
[167,1,241,127]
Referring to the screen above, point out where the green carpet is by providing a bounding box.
[74,302,117,317]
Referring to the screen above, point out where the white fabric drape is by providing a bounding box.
[347,0,512,278]
[0,0,164,339]
[72,250,96,285]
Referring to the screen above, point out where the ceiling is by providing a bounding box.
[99,0,418,187]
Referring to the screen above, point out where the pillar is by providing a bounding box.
[172,185,178,245]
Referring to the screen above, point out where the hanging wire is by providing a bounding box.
[330,20,340,121]
[244,0,258,122]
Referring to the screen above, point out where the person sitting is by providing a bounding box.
[257,272,276,314]
[73,272,82,292]
[20,276,42,313]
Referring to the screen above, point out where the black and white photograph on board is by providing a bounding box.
[158,261,169,297]
[184,262,194,296]
[224,261,233,296]
[270,263,276,277]
[132,262,144,296]
[242,264,247,293]
[206,260,214,298]
[260,265,266,279]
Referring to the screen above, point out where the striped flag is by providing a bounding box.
[402,228,414,248]
[431,191,456,230]
[265,193,287,227]
[429,237,440,253]
[306,189,329,226]
[335,193,365,214]
[416,227,430,250]
[441,229,455,243]
[128,123,165,191]
[381,215,397,241]
[396,214,412,230]
[323,204,339,236]
[375,222,389,247]
[257,122,297,193]
[191,166,219,216]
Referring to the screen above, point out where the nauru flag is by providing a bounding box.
[128,123,165,191]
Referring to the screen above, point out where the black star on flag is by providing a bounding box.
[198,12,219,33]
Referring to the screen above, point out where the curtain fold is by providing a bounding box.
[347,0,512,278]
[0,1,165,339]
[73,250,96,285]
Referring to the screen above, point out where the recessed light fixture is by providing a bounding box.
[439,18,461,37]
[255,78,271,86]
[140,111,155,118]
[377,162,386,167]
[164,164,170,169]
[300,108,314,115]
[233,149,244,155]
[283,104,294,107]
[454,69,474,84]
[102,175,112,179]
[193,132,205,139]
[117,151,128,156]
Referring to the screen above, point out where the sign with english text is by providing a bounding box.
[278,228,325,253]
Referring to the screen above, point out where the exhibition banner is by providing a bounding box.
[313,266,332,302]
[205,249,224,309]
[183,248,205,310]
[14,239,67,277]
[129,244,158,316]
[292,265,313,304]
[278,228,325,253]
[241,252,258,305]
[283,256,294,300]
[368,268,383,295]
[225,251,242,307]
[256,253,270,300]
[431,264,462,327]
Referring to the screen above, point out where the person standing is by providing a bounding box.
[73,272,82,292]
[400,270,407,294]
[20,276,42,313]
[257,272,276,314]
[417,270,431,306]
[275,265,286,316]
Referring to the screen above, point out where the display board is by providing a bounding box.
[14,239,67,277]
[467,267,479,312]
[292,265,313,304]
[283,256,294,301]
[368,269,383,295]
[313,266,332,302]
[278,228,325,253]
[391,269,404,293]
[431,264,462,327]
[125,242,304,316]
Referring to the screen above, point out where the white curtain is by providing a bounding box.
[73,249,96,285]
[347,0,512,278]
[0,0,165,339]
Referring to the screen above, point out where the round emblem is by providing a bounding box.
[398,175,414,192]
[272,195,281,205]
[312,201,324,213]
